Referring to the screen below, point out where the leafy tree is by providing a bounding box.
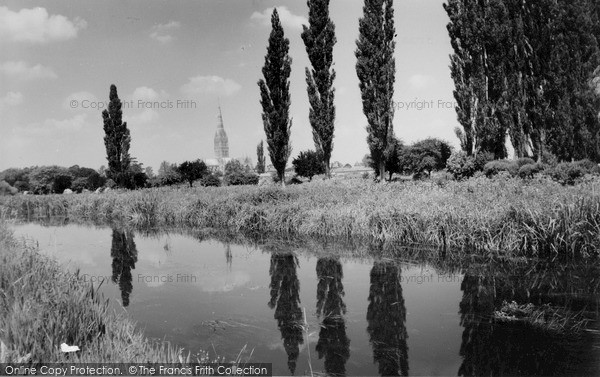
[258,9,293,186]
[256,140,266,174]
[224,159,259,186]
[302,0,337,178]
[102,84,132,187]
[199,173,221,187]
[178,160,208,187]
[52,175,72,193]
[292,150,325,180]
[28,166,68,194]
[157,161,182,186]
[401,138,453,177]
[356,0,396,181]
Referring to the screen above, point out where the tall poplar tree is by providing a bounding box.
[355,0,396,181]
[258,9,293,185]
[301,0,337,178]
[102,84,131,187]
[256,140,266,174]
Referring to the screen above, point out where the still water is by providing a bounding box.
[9,219,600,376]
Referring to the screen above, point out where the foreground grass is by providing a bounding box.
[0,222,204,363]
[1,176,600,258]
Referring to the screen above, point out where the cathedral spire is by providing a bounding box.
[214,102,229,159]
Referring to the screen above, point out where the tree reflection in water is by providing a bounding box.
[268,253,303,375]
[458,260,600,376]
[110,228,138,307]
[315,257,350,376]
[367,260,409,376]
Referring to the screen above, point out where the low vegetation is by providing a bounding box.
[0,222,203,363]
[2,175,600,259]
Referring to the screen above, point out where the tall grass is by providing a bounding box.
[0,222,205,363]
[2,176,600,258]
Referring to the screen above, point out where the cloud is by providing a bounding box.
[126,108,160,126]
[150,21,180,44]
[45,114,89,132]
[408,74,436,90]
[0,61,57,80]
[63,91,97,110]
[0,6,86,43]
[181,75,241,97]
[0,91,23,108]
[251,6,308,31]
[130,86,168,102]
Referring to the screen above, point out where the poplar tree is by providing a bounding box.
[355,0,396,181]
[256,140,266,174]
[102,84,131,187]
[301,0,337,178]
[258,9,293,185]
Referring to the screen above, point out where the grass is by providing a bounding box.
[0,221,208,364]
[1,175,600,259]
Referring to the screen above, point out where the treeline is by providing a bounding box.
[0,165,106,195]
[445,0,600,162]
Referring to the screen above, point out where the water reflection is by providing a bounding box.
[367,260,409,376]
[458,261,600,376]
[110,228,138,307]
[315,257,350,376]
[268,253,303,375]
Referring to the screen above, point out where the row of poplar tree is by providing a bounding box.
[445,0,600,163]
[258,0,600,184]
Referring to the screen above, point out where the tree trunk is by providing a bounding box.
[325,161,331,179]
[379,161,385,182]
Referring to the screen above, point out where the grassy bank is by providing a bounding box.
[1,176,600,258]
[0,221,204,363]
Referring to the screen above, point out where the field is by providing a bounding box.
[2,175,600,259]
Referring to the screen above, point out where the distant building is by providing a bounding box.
[207,106,232,171]
[215,106,229,160]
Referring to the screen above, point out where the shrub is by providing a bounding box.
[292,150,325,180]
[484,160,519,177]
[548,160,599,185]
[446,151,476,180]
[474,151,495,171]
[518,163,543,179]
[224,160,259,186]
[516,157,536,168]
[0,180,18,196]
[200,174,221,187]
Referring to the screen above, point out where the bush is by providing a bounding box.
[199,174,221,187]
[446,151,476,180]
[548,160,599,185]
[0,180,18,196]
[224,160,259,186]
[518,163,543,179]
[516,157,536,168]
[474,151,495,171]
[292,150,325,180]
[484,160,519,177]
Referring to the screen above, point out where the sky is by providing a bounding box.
[0,0,460,172]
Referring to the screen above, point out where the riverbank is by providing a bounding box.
[1,176,600,258]
[0,221,200,363]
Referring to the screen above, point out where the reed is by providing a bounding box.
[2,176,600,258]
[0,222,206,363]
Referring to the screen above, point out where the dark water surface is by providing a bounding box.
[9,219,600,376]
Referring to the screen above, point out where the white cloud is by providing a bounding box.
[130,86,168,101]
[251,7,308,31]
[63,91,97,110]
[150,21,180,44]
[45,114,88,132]
[181,75,241,97]
[408,74,436,90]
[0,91,23,108]
[126,108,159,126]
[0,61,57,80]
[0,6,86,43]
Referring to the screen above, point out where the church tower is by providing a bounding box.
[214,105,229,160]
